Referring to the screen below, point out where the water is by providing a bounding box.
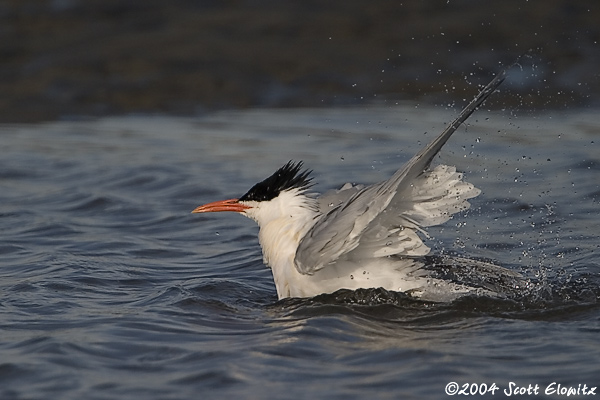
[1,105,599,399]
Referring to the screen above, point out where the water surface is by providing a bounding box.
[1,105,599,399]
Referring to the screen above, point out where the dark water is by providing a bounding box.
[3,0,599,122]
[1,106,599,399]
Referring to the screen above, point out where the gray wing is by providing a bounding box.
[316,182,364,211]
[294,69,506,275]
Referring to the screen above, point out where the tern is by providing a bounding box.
[193,68,525,302]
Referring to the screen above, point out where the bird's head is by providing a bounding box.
[192,161,315,226]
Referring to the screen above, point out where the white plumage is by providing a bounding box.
[193,68,525,301]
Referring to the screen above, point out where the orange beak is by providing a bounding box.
[191,198,251,214]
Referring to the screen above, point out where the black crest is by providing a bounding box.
[239,161,313,202]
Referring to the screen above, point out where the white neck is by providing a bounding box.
[242,189,319,297]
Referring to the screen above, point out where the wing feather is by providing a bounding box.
[295,69,506,275]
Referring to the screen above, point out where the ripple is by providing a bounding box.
[1,109,599,399]
[64,195,120,213]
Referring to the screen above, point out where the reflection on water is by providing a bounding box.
[1,106,599,399]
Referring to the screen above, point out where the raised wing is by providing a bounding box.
[294,69,506,275]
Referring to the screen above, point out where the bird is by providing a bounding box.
[192,68,526,302]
